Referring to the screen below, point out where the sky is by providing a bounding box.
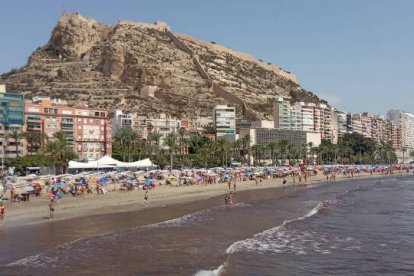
[1,0,413,115]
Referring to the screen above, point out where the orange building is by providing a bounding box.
[25,97,112,160]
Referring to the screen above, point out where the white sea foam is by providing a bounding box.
[8,255,58,268]
[9,203,254,268]
[195,202,329,275]
[145,209,213,228]
[194,264,225,276]
[146,203,252,228]
[226,202,324,254]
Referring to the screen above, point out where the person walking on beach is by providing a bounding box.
[282,177,287,189]
[0,201,5,225]
[49,199,55,219]
[225,192,233,205]
[144,190,149,207]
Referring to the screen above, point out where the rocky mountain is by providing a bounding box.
[0,12,325,119]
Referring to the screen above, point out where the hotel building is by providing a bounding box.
[25,97,112,160]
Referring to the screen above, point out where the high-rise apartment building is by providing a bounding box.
[214,105,236,141]
[25,97,112,160]
[0,85,26,159]
[347,114,363,135]
[387,109,414,150]
[334,110,348,139]
[300,104,315,132]
[273,98,292,130]
[290,105,302,131]
[360,113,373,139]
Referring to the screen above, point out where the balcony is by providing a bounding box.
[27,115,41,122]
[61,118,74,124]
[27,124,41,131]
[67,139,75,145]
[61,125,74,131]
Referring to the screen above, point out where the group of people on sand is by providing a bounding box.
[1,164,412,225]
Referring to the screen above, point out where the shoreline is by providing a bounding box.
[1,171,399,229]
[0,172,404,267]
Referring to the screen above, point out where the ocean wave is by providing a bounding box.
[226,201,327,255]
[145,202,252,228]
[194,202,330,275]
[194,264,225,276]
[8,203,254,268]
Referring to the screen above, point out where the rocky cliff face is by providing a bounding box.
[1,13,324,119]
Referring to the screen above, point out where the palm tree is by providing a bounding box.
[197,145,210,168]
[215,138,228,167]
[240,135,251,165]
[45,132,77,174]
[257,144,267,165]
[177,128,188,155]
[45,140,61,174]
[189,133,203,154]
[146,133,162,163]
[232,140,242,162]
[114,127,137,161]
[267,142,278,165]
[277,139,290,165]
[53,131,67,145]
[164,133,178,169]
[299,143,308,163]
[6,130,25,157]
[26,132,46,154]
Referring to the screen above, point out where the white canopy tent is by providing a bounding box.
[116,158,154,168]
[68,156,155,170]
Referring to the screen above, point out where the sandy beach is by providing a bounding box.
[0,171,398,228]
[0,170,407,273]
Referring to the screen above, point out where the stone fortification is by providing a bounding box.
[176,34,298,84]
[117,20,170,31]
[1,13,323,120]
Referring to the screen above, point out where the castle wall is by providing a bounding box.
[118,20,170,31]
[177,33,298,84]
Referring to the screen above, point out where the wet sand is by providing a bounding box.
[1,172,395,228]
[0,171,398,266]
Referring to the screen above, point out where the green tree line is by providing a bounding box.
[112,127,398,168]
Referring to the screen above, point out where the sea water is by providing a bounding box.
[1,176,414,275]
